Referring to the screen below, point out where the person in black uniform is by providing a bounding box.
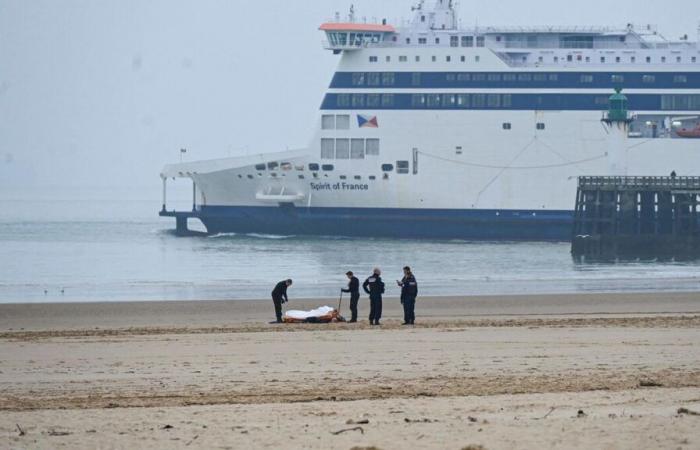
[362,268,385,326]
[397,266,418,325]
[271,279,293,323]
[342,271,360,323]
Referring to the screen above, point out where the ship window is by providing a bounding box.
[321,115,335,130]
[458,73,470,81]
[473,73,486,81]
[381,94,394,107]
[419,37,427,44]
[367,72,381,86]
[693,57,697,63]
[475,55,480,62]
[615,56,621,63]
[366,139,380,155]
[270,173,278,178]
[281,162,292,171]
[336,115,350,130]
[295,165,305,171]
[351,139,365,159]
[631,56,636,63]
[386,56,391,62]
[450,36,459,47]
[503,74,516,82]
[642,75,655,83]
[674,75,688,83]
[421,15,425,22]
[446,56,451,62]
[502,94,512,107]
[677,56,682,63]
[661,56,666,63]
[351,73,365,86]
[406,38,411,44]
[354,176,362,180]
[476,36,485,47]
[661,94,700,110]
[352,94,365,107]
[321,139,335,159]
[611,74,624,83]
[381,164,394,172]
[553,56,559,63]
[502,123,512,130]
[322,164,334,171]
[396,161,410,174]
[313,173,319,179]
[238,174,243,179]
[518,74,532,82]
[411,94,426,108]
[298,175,305,179]
[533,74,546,82]
[432,56,437,62]
[367,94,381,107]
[411,72,421,86]
[646,56,651,63]
[340,175,347,180]
[443,94,456,107]
[536,123,546,130]
[255,164,266,171]
[580,75,593,83]
[457,94,470,108]
[462,36,473,47]
[427,94,441,107]
[415,55,421,62]
[382,72,395,85]
[247,174,254,179]
[585,56,590,62]
[435,38,440,44]
[488,74,501,82]
[461,55,466,62]
[335,139,350,159]
[369,56,378,63]
[447,73,457,82]
[337,94,350,107]
[472,94,486,107]
[487,94,500,108]
[369,176,377,180]
[600,56,605,63]
[267,162,279,170]
[308,163,320,171]
[567,55,573,62]
[399,55,408,62]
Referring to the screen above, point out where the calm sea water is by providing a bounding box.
[1,187,699,303]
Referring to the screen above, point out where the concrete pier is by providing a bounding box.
[572,176,700,260]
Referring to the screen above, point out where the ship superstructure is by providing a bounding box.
[161,0,700,240]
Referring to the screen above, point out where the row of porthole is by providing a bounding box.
[502,123,546,130]
[238,163,404,181]
[238,173,390,181]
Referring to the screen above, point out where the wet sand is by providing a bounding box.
[1,292,700,449]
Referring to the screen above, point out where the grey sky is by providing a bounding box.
[1,0,698,195]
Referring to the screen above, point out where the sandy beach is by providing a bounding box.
[2,293,700,449]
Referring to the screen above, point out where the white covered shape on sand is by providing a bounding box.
[284,306,336,321]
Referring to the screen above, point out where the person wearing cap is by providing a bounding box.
[397,266,418,325]
[362,268,385,326]
[271,279,293,323]
[341,271,361,323]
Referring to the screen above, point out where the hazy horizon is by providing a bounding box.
[1,0,698,196]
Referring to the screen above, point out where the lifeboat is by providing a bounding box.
[676,123,700,138]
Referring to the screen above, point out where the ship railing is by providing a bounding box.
[578,176,700,191]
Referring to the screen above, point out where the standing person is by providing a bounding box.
[363,268,385,326]
[271,279,293,323]
[341,271,360,323]
[397,266,418,325]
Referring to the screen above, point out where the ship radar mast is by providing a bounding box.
[411,0,457,30]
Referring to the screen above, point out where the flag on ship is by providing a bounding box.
[357,115,379,128]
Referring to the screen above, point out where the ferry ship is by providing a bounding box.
[160,0,700,240]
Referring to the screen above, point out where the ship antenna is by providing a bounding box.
[349,4,355,23]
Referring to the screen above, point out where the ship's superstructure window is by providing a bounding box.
[693,57,697,63]
[322,164,334,171]
[536,123,546,130]
[503,123,512,130]
[419,37,427,44]
[406,38,411,44]
[399,56,408,62]
[446,56,451,62]
[677,56,682,63]
[615,56,621,63]
[661,56,666,63]
[435,38,440,44]
[412,73,421,86]
[461,56,466,62]
[366,139,380,156]
[309,163,320,171]
[646,56,652,63]
[322,115,335,130]
[369,176,377,180]
[381,164,394,172]
[351,139,365,159]
[415,56,421,62]
[247,174,254,179]
[336,139,350,159]
[643,75,656,83]
[462,36,473,47]
[352,94,364,107]
[450,36,459,47]
[354,176,362,180]
[660,95,700,110]
[611,74,624,83]
[396,161,410,174]
[337,94,350,107]
[369,56,378,63]
[336,115,350,129]
[476,36,485,47]
[367,94,381,107]
[386,56,391,62]
[674,75,688,83]
[368,73,380,86]
[381,94,394,107]
[267,162,279,170]
[255,164,266,171]
[382,72,395,86]
[352,73,365,86]
[600,56,605,63]
[281,162,292,171]
[432,56,437,62]
[340,175,347,180]
[321,138,335,159]
[475,55,481,62]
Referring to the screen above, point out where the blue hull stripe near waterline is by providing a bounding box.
[184,206,574,241]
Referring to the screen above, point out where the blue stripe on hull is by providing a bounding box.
[197,206,574,241]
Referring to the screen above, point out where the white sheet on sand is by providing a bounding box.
[284,306,336,320]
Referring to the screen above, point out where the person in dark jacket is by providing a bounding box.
[397,266,418,325]
[271,279,292,323]
[362,268,385,326]
[341,271,361,323]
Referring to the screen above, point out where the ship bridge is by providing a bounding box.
[320,22,396,53]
